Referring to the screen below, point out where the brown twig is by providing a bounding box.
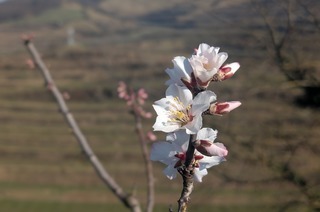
[23,38,141,212]
[177,134,195,212]
[132,108,155,212]
[119,83,155,212]
[297,0,320,31]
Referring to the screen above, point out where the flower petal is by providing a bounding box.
[199,156,226,169]
[185,115,202,134]
[195,140,228,157]
[152,102,167,116]
[150,141,173,164]
[196,128,217,141]
[194,168,208,182]
[165,56,193,86]
[163,164,177,180]
[209,101,241,115]
[197,43,210,55]
[222,62,240,75]
[169,130,189,147]
[192,90,216,115]
[173,56,193,77]
[165,84,192,106]
[152,115,180,132]
[215,62,240,81]
[216,52,228,68]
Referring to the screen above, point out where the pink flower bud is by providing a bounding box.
[136,106,153,119]
[137,88,149,105]
[21,33,35,42]
[118,91,128,99]
[62,91,70,100]
[193,140,228,157]
[213,62,240,81]
[138,97,145,105]
[209,101,241,115]
[138,88,148,100]
[147,131,157,141]
[117,81,129,100]
[126,99,133,106]
[143,112,153,119]
[25,59,35,69]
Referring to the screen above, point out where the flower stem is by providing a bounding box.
[177,134,195,212]
[184,135,195,168]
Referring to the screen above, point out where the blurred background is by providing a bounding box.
[0,0,319,211]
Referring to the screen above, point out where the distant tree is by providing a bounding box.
[253,0,320,107]
[218,1,320,211]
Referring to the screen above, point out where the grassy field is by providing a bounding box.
[0,0,319,211]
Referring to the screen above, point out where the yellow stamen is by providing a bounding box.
[167,97,193,126]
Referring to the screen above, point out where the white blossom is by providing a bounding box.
[150,130,225,182]
[165,56,193,87]
[189,43,228,87]
[152,84,216,134]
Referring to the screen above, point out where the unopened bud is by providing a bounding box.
[21,33,35,42]
[213,62,240,81]
[25,59,35,69]
[138,88,148,100]
[136,106,153,119]
[193,140,228,157]
[62,92,70,100]
[146,131,157,141]
[143,112,153,119]
[117,81,130,100]
[209,101,241,115]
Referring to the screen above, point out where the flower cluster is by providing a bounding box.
[150,43,241,182]
[117,81,153,119]
[117,81,157,141]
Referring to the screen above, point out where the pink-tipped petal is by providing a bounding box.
[213,142,228,157]
[194,140,228,157]
[210,101,241,115]
[226,101,242,112]
[214,62,240,81]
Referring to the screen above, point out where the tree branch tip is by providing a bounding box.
[21,34,34,44]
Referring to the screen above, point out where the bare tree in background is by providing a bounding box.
[213,1,320,211]
[253,0,320,107]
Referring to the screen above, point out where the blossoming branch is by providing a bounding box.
[150,43,241,211]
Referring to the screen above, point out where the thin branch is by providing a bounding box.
[177,134,195,212]
[23,38,141,212]
[177,168,194,212]
[133,108,155,212]
[117,81,155,212]
[297,0,320,31]
[252,0,298,82]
